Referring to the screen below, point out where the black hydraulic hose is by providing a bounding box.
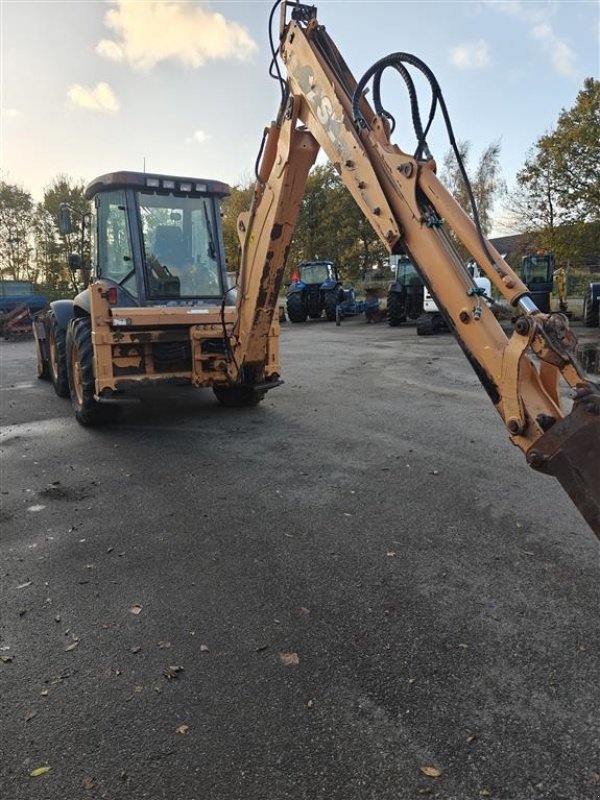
[268,0,287,103]
[352,52,498,271]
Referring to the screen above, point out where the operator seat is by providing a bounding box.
[153,225,185,268]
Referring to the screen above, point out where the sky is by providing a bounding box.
[1,0,598,234]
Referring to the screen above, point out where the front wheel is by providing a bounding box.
[387,292,407,327]
[213,385,266,408]
[67,317,117,426]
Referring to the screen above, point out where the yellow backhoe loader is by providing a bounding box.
[34,1,599,539]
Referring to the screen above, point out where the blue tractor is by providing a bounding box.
[286,260,342,322]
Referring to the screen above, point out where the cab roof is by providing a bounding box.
[84,171,231,200]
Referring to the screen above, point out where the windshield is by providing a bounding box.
[299,263,333,285]
[137,191,223,299]
[395,260,422,287]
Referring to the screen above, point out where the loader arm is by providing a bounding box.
[232,1,599,538]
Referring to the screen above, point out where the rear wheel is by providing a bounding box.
[387,292,407,327]
[286,293,307,323]
[583,287,599,327]
[324,289,339,322]
[67,317,117,426]
[213,385,265,408]
[48,311,69,397]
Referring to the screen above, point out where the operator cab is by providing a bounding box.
[84,171,231,307]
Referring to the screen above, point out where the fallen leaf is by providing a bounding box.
[0,655,14,663]
[131,646,141,654]
[130,604,143,615]
[416,789,432,796]
[133,685,143,693]
[419,766,442,778]
[387,551,396,558]
[304,698,314,709]
[200,644,210,653]
[479,790,492,797]
[175,724,189,735]
[466,734,477,744]
[408,677,417,684]
[30,766,50,777]
[157,640,171,649]
[255,643,268,652]
[25,710,37,722]
[82,777,96,790]
[17,581,32,590]
[65,640,79,652]
[40,689,49,697]
[279,651,300,667]
[430,470,439,476]
[299,606,311,615]
[457,643,469,649]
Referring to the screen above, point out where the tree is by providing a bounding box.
[0,180,34,280]
[35,175,88,294]
[506,78,600,260]
[440,139,505,236]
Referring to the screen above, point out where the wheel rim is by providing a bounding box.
[70,343,84,405]
[48,328,59,382]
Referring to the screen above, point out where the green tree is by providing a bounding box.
[507,78,599,261]
[35,175,88,294]
[220,179,256,271]
[0,180,34,280]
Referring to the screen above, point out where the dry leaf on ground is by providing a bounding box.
[175,724,189,735]
[130,604,143,615]
[279,651,300,666]
[419,766,442,778]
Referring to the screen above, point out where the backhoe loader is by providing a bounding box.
[34,0,599,539]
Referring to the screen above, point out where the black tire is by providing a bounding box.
[387,292,407,327]
[213,385,266,408]
[308,312,322,320]
[286,293,307,323]
[583,287,599,328]
[324,289,339,322]
[416,313,434,336]
[66,317,117,426]
[48,311,70,397]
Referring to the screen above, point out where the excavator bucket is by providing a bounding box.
[528,394,600,539]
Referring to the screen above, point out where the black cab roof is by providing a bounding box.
[84,171,231,200]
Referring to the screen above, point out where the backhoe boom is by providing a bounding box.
[233,1,599,538]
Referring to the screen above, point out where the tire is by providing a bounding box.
[213,385,266,408]
[286,293,307,323]
[387,292,407,327]
[324,289,339,322]
[48,311,70,397]
[583,287,599,328]
[35,334,50,381]
[308,312,322,320]
[416,313,434,336]
[66,317,117,426]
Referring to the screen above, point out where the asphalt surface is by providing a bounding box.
[1,320,599,800]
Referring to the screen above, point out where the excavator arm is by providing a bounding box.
[231,1,599,538]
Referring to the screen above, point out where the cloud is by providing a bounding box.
[67,82,120,112]
[450,40,490,69]
[485,0,579,76]
[531,23,577,77]
[186,130,212,145]
[96,0,258,71]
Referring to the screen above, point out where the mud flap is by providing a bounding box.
[527,392,600,539]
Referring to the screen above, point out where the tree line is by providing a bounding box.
[1,77,597,292]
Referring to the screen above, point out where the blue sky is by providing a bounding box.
[1,0,598,232]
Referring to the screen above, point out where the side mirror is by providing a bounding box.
[58,205,74,235]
